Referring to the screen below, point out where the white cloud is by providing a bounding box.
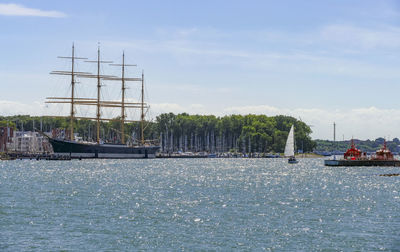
[320,24,400,49]
[150,103,209,115]
[151,103,187,114]
[0,3,66,18]
[4,24,400,140]
[223,105,400,141]
[0,100,46,116]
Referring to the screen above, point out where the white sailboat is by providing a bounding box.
[284,125,298,164]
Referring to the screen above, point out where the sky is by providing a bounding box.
[1,0,400,140]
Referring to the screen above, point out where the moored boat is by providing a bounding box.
[324,140,400,166]
[49,138,159,159]
[284,125,298,164]
[45,44,160,159]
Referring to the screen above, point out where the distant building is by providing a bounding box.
[52,128,71,140]
[0,127,13,152]
[7,131,52,154]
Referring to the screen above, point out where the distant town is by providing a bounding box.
[1,114,396,159]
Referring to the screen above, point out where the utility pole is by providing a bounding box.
[334,122,336,142]
[333,122,336,160]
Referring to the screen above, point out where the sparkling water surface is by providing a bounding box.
[1,158,399,251]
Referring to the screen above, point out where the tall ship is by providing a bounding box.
[45,44,160,158]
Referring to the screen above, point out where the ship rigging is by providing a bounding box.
[44,44,160,158]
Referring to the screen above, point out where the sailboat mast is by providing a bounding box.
[121,52,126,144]
[141,71,145,145]
[96,47,101,144]
[70,44,75,141]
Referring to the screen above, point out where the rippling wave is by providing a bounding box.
[0,159,399,250]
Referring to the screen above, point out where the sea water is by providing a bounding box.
[0,158,399,251]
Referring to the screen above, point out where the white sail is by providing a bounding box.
[284,125,295,157]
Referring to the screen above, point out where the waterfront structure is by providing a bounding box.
[0,127,13,152]
[7,131,51,154]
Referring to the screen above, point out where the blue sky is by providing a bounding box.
[1,0,400,139]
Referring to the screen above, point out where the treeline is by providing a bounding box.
[155,113,315,153]
[0,113,316,153]
[0,115,150,145]
[315,138,400,153]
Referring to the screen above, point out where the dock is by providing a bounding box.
[5,153,71,161]
[324,159,400,167]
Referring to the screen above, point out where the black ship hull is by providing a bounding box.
[49,138,160,159]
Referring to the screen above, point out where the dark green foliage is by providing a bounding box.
[315,139,400,153]
[155,113,315,153]
[0,113,316,153]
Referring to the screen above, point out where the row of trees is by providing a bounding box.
[155,113,315,153]
[0,113,316,153]
[0,115,151,145]
[315,138,400,153]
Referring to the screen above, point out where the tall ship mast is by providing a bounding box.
[45,44,160,158]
